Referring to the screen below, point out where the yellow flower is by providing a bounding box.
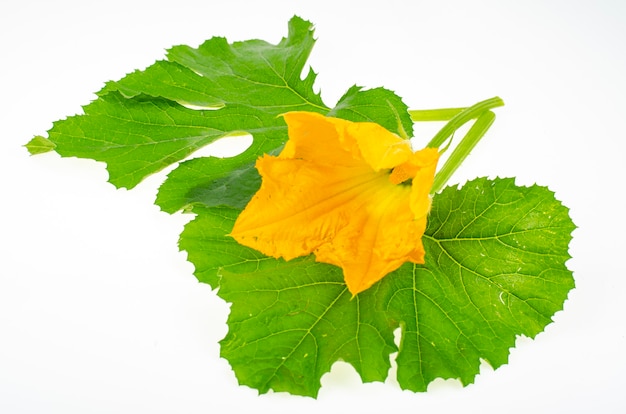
[230,112,439,295]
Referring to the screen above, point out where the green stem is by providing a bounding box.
[426,96,504,149]
[409,107,465,122]
[430,110,496,194]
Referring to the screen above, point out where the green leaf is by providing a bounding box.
[178,206,266,288]
[219,258,396,397]
[179,178,574,396]
[384,177,575,391]
[40,16,328,189]
[101,17,326,113]
[157,158,262,213]
[37,14,414,200]
[328,85,414,138]
[25,136,56,154]
[49,94,280,189]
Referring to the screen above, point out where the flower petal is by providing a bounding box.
[230,112,439,295]
[281,112,413,170]
[390,147,440,216]
[314,180,429,294]
[230,155,375,261]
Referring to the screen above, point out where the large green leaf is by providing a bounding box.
[29,16,327,189]
[26,15,414,202]
[383,177,575,391]
[179,178,574,396]
[45,95,288,189]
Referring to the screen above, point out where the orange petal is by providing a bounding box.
[281,112,413,170]
[314,181,429,295]
[345,121,413,171]
[229,153,373,260]
[230,112,439,295]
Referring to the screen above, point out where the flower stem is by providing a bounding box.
[408,107,465,122]
[409,96,504,193]
[425,96,504,149]
[430,110,496,194]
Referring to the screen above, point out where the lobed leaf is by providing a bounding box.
[34,13,415,207]
[40,16,327,189]
[47,94,283,189]
[383,177,575,391]
[179,177,575,396]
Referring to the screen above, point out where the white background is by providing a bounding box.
[2,0,625,412]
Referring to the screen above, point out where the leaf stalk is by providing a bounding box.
[410,96,504,193]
